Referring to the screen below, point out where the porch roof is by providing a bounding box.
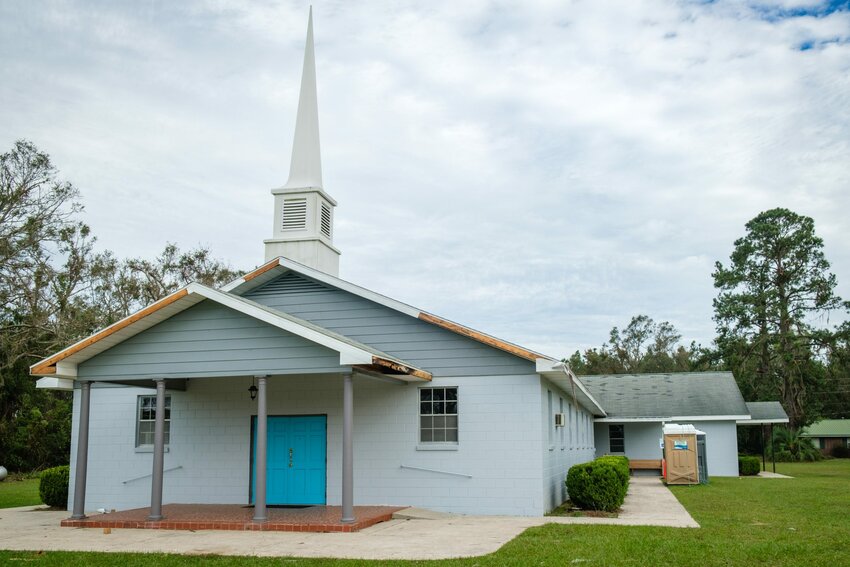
[30,282,431,382]
[737,402,789,425]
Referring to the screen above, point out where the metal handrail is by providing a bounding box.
[399,464,472,478]
[122,465,183,484]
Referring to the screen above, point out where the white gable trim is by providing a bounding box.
[737,418,790,425]
[536,359,607,416]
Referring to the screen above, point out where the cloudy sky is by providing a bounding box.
[1,0,848,357]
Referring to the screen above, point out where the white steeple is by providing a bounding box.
[283,6,322,190]
[264,7,340,275]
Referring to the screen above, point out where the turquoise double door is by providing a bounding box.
[250,415,327,505]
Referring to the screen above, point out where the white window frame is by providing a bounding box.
[418,386,458,445]
[608,423,625,454]
[136,395,171,448]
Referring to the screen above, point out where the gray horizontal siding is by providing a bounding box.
[243,272,535,377]
[78,300,348,380]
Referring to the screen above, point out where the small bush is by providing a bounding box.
[738,455,761,476]
[769,427,822,462]
[566,457,630,512]
[595,455,630,485]
[830,445,850,459]
[39,465,69,508]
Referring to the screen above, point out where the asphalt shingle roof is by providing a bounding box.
[745,402,788,422]
[578,372,749,419]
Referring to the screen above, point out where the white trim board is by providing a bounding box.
[595,415,751,423]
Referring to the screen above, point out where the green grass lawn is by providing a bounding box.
[0,477,41,509]
[2,460,849,566]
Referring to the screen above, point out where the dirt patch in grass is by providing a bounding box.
[546,500,618,518]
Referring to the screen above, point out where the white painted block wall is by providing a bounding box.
[695,421,740,477]
[68,372,552,516]
[540,377,597,512]
[594,422,664,461]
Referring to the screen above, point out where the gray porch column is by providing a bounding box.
[70,381,92,520]
[253,377,268,522]
[148,379,166,521]
[341,373,354,523]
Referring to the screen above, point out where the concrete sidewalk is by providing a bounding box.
[0,477,698,560]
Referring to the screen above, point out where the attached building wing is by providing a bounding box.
[581,372,750,421]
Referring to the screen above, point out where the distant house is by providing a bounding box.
[801,419,850,455]
[582,372,776,477]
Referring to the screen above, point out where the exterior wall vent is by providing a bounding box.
[320,201,332,239]
[281,198,308,231]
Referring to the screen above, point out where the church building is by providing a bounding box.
[32,10,769,526]
[31,10,600,521]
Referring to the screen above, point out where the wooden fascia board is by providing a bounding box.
[219,258,282,292]
[371,356,432,381]
[242,258,282,282]
[30,289,191,376]
[418,312,543,362]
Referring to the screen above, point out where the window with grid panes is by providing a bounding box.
[136,395,171,447]
[419,387,458,443]
[609,424,625,453]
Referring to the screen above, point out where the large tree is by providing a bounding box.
[568,314,708,375]
[0,140,243,471]
[713,208,848,429]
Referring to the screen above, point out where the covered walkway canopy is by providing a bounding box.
[737,401,789,473]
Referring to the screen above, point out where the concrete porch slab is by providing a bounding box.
[392,507,455,520]
[756,471,793,478]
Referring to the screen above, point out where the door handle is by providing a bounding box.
[289,447,293,468]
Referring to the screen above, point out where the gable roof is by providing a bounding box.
[580,372,750,421]
[30,282,431,382]
[801,419,850,438]
[738,402,789,424]
[223,257,555,363]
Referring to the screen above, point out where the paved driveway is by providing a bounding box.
[0,477,697,560]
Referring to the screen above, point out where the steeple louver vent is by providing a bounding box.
[281,198,307,231]
[320,202,332,238]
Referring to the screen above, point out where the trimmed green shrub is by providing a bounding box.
[738,455,761,476]
[566,457,630,512]
[39,465,69,508]
[595,455,630,485]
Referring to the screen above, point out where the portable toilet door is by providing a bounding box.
[697,434,709,484]
[662,423,703,485]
